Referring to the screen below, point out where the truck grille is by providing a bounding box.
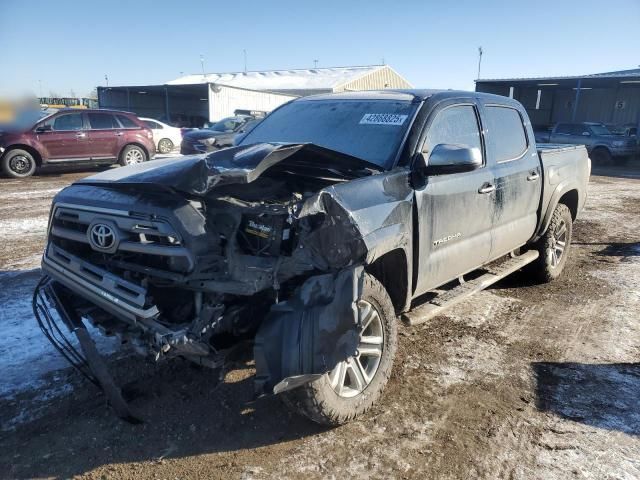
[47,203,194,273]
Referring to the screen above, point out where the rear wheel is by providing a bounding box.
[158,138,173,154]
[529,203,573,282]
[119,145,147,166]
[281,273,397,426]
[1,149,37,178]
[590,147,612,165]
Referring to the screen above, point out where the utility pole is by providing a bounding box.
[243,49,247,73]
[313,59,318,68]
[104,74,109,86]
[200,54,205,76]
[477,47,483,80]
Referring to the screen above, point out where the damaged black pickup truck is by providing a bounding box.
[34,90,590,425]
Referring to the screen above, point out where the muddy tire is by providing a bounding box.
[281,273,397,426]
[119,144,147,166]
[1,149,37,178]
[158,138,173,154]
[529,203,573,282]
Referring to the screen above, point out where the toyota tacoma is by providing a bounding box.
[34,90,590,425]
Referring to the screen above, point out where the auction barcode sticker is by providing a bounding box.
[359,113,408,126]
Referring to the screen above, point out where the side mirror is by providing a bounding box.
[416,143,482,176]
[35,124,52,133]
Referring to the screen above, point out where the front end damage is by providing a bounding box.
[34,143,410,418]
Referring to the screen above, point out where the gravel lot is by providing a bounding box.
[0,163,639,479]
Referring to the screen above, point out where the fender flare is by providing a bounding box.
[534,179,581,241]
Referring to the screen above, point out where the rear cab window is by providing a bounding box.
[484,105,528,162]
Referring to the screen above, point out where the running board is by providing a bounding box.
[402,250,539,326]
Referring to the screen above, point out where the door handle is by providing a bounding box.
[75,132,86,138]
[478,184,496,194]
[114,132,124,137]
[527,172,540,181]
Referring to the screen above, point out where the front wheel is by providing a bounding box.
[281,273,397,426]
[529,203,573,282]
[1,149,37,178]
[119,145,147,166]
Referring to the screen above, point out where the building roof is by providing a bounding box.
[167,65,395,91]
[477,67,640,83]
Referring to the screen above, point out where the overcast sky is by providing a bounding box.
[1,0,639,97]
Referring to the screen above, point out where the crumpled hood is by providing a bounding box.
[76,142,380,196]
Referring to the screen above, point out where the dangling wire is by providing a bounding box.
[32,277,99,387]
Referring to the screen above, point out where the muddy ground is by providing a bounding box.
[0,164,639,479]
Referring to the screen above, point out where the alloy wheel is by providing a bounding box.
[548,219,567,268]
[328,299,384,398]
[125,148,144,165]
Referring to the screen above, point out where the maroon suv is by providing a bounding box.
[0,109,156,178]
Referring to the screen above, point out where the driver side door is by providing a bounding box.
[413,101,494,296]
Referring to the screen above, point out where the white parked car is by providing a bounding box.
[140,118,183,154]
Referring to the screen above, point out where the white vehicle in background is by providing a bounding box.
[140,118,183,154]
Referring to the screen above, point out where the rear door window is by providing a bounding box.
[88,113,118,129]
[52,113,84,131]
[484,106,528,162]
[143,120,162,129]
[115,115,139,129]
[555,124,572,135]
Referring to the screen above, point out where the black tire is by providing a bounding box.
[158,138,174,154]
[590,147,612,165]
[1,149,37,178]
[281,273,398,426]
[118,145,147,166]
[529,203,573,283]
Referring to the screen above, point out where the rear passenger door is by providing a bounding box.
[413,100,494,296]
[480,103,541,258]
[86,112,120,160]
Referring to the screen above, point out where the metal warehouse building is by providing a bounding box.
[97,65,412,126]
[475,68,640,129]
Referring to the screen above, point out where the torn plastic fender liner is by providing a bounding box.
[254,266,365,395]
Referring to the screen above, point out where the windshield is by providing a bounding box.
[238,99,418,169]
[205,116,245,132]
[589,124,612,135]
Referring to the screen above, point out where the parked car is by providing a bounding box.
[534,122,638,164]
[0,109,155,178]
[35,90,589,426]
[140,118,183,154]
[180,114,262,154]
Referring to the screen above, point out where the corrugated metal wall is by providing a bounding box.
[477,82,640,126]
[209,85,296,121]
[336,66,412,92]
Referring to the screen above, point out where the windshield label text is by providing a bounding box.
[359,113,408,126]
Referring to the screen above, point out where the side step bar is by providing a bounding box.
[402,250,539,326]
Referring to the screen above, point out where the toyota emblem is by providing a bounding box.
[89,223,116,251]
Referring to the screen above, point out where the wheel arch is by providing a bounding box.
[365,247,411,314]
[119,142,150,161]
[534,183,581,242]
